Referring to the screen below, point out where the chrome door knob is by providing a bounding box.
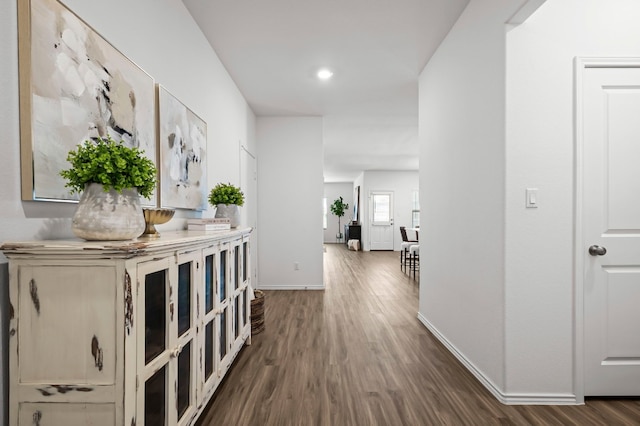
[589,245,607,256]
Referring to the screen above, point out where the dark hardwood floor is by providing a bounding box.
[196,244,640,425]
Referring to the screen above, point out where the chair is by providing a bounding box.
[409,244,419,278]
[400,226,418,272]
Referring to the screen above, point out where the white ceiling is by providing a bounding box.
[182,0,469,182]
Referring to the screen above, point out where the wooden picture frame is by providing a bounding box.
[18,0,157,204]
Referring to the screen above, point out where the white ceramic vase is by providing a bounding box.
[72,183,146,241]
[214,204,240,228]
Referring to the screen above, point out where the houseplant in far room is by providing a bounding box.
[60,135,157,241]
[330,196,349,242]
[209,182,245,228]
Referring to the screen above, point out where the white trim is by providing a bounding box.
[507,0,547,25]
[581,57,640,68]
[240,143,256,159]
[256,284,325,291]
[573,58,586,403]
[573,56,587,407]
[500,393,580,406]
[417,313,579,405]
[573,57,640,403]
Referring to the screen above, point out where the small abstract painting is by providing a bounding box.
[158,85,207,210]
[18,0,157,204]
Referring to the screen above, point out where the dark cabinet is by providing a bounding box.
[344,224,361,247]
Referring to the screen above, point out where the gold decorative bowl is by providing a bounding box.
[142,208,175,238]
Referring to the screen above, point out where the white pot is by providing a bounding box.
[214,204,240,228]
[72,183,145,240]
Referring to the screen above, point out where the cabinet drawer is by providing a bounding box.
[19,402,115,426]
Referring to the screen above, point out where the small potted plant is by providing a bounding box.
[60,135,157,240]
[330,196,349,242]
[208,182,245,228]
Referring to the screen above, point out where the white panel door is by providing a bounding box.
[369,191,394,250]
[583,64,640,396]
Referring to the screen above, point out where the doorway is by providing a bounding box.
[369,191,394,250]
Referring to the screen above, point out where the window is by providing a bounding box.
[322,198,327,229]
[372,193,391,224]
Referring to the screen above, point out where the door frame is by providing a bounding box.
[240,143,258,289]
[574,57,640,404]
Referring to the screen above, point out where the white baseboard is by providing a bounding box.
[416,312,578,405]
[500,393,579,405]
[256,284,325,291]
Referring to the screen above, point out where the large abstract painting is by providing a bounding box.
[18,0,157,204]
[158,85,207,210]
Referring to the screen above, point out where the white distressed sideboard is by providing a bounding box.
[1,229,252,426]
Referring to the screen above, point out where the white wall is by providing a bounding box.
[0,0,256,422]
[359,171,419,251]
[257,117,324,290]
[418,0,524,399]
[420,0,640,404]
[324,183,354,243]
[505,0,640,398]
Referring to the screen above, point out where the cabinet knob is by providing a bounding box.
[170,344,183,358]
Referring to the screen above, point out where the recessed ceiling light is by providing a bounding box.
[317,68,333,80]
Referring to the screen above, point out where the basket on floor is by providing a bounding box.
[251,289,265,335]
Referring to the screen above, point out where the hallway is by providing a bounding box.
[197,244,640,425]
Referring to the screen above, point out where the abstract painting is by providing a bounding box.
[18,0,157,204]
[158,85,207,210]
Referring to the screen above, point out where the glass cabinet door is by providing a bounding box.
[200,246,218,402]
[175,252,199,426]
[137,252,199,426]
[241,240,250,343]
[137,259,172,426]
[230,239,248,349]
[217,242,231,372]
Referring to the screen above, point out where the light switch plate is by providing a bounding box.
[526,188,538,208]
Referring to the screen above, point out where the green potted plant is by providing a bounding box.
[60,135,157,197]
[208,182,244,228]
[59,135,157,241]
[330,196,349,241]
